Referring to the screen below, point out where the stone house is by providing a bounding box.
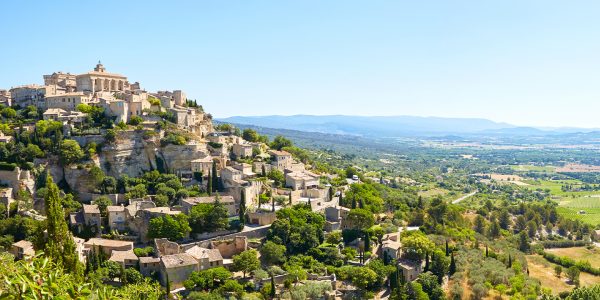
[42,108,87,124]
[109,250,139,268]
[160,253,199,289]
[139,256,161,276]
[185,246,224,270]
[82,204,101,229]
[107,205,127,231]
[10,240,35,260]
[44,92,92,111]
[381,240,402,260]
[190,156,213,177]
[285,171,320,191]
[83,238,134,256]
[324,206,350,231]
[398,259,422,282]
[269,150,293,172]
[232,143,253,159]
[76,62,129,93]
[0,132,13,143]
[0,188,13,217]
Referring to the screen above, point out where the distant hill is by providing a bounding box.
[217,115,518,137]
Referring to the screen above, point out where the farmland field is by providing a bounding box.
[546,247,600,269]
[526,255,600,295]
[510,164,556,172]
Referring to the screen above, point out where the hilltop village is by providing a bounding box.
[2,64,600,300]
[0,63,423,299]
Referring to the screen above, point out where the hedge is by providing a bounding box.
[540,250,600,276]
[0,162,16,171]
[541,240,590,249]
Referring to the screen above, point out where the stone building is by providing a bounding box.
[140,256,161,276]
[43,72,76,90]
[285,171,320,191]
[160,253,199,289]
[42,108,87,123]
[76,62,129,93]
[10,240,35,260]
[109,250,139,268]
[45,92,93,111]
[185,246,224,270]
[232,143,253,159]
[269,150,293,171]
[107,205,127,231]
[398,259,422,282]
[83,238,134,256]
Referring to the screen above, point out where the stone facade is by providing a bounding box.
[76,62,129,93]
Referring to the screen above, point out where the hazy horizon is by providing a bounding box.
[2,1,600,128]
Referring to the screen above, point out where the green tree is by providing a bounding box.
[147,214,191,241]
[232,249,260,278]
[260,241,287,265]
[270,136,292,150]
[518,231,530,253]
[429,250,449,284]
[242,128,259,142]
[401,232,435,262]
[566,266,580,285]
[59,140,84,165]
[41,176,81,274]
[239,189,247,227]
[346,208,375,231]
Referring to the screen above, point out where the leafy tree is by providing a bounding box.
[554,265,562,278]
[232,249,260,278]
[59,140,84,165]
[270,135,292,150]
[189,195,229,234]
[417,271,445,300]
[147,214,191,241]
[429,250,449,284]
[127,116,143,126]
[518,231,530,253]
[566,266,580,285]
[184,267,232,291]
[260,241,287,265]
[401,231,435,261]
[242,128,259,142]
[346,208,375,231]
[94,196,113,218]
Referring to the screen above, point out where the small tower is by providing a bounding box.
[94,61,106,72]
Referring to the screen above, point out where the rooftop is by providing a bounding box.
[161,253,198,269]
[107,206,125,212]
[269,150,292,157]
[183,195,235,206]
[83,204,100,214]
[139,256,161,264]
[12,240,33,249]
[84,238,134,248]
[185,246,223,262]
[109,250,138,262]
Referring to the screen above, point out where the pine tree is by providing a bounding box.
[239,189,246,228]
[207,170,212,196]
[449,253,456,275]
[211,161,218,192]
[43,176,80,274]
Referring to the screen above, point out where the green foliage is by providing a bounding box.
[59,140,84,165]
[40,176,81,274]
[268,205,325,254]
[147,214,191,241]
[260,240,287,265]
[270,135,293,150]
[401,231,435,261]
[189,196,229,234]
[232,249,260,278]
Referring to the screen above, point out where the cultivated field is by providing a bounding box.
[510,164,556,172]
[556,163,600,173]
[546,247,600,269]
[526,255,600,294]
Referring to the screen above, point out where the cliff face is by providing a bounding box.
[96,130,211,178]
[99,131,159,178]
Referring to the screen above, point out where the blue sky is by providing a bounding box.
[1,1,600,127]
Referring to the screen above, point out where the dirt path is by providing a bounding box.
[452,190,478,204]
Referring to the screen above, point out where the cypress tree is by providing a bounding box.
[508,254,512,268]
[239,189,246,228]
[359,198,364,209]
[449,253,456,275]
[485,245,489,257]
[445,240,450,256]
[307,197,311,209]
[211,161,218,192]
[424,252,430,271]
[270,274,276,299]
[262,165,266,177]
[288,193,292,205]
[364,231,371,252]
[271,196,275,212]
[43,176,80,274]
[352,196,357,209]
[207,170,212,196]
